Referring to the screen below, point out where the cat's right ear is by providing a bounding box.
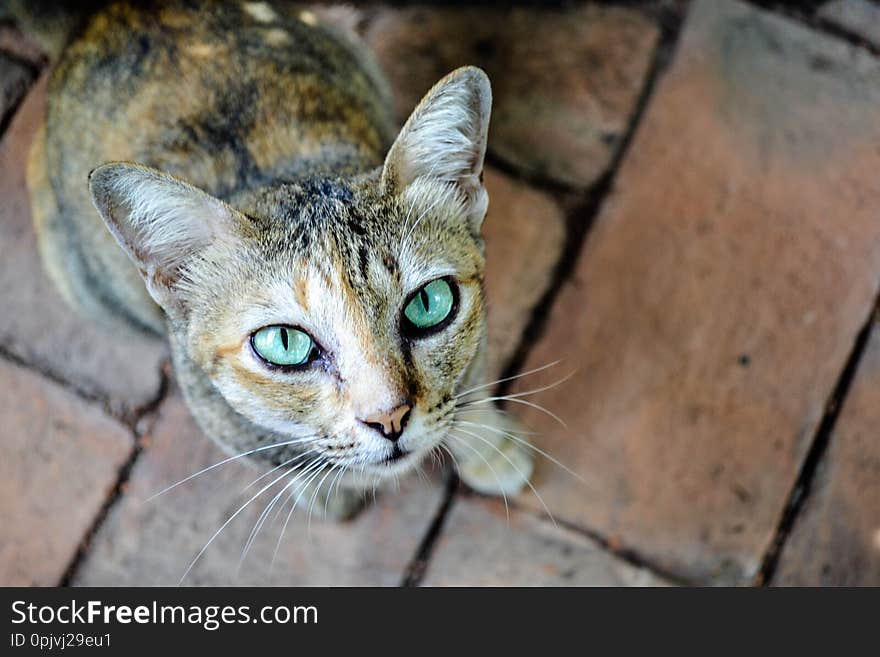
[89,162,247,314]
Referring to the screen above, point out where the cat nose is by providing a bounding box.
[360,403,412,443]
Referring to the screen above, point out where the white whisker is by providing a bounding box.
[437,443,461,472]
[238,457,325,571]
[458,396,568,429]
[307,464,339,535]
[269,458,327,527]
[269,461,328,570]
[449,427,556,527]
[458,370,574,409]
[454,360,563,400]
[178,462,303,585]
[145,435,318,502]
[324,465,348,518]
[453,419,588,487]
[241,447,321,494]
[444,433,509,523]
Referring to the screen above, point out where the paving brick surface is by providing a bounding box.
[75,394,445,586]
[0,76,167,417]
[507,0,880,584]
[423,498,670,586]
[4,0,879,588]
[819,0,880,48]
[365,5,659,189]
[481,168,566,378]
[0,359,132,586]
[772,320,880,585]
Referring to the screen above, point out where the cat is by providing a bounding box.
[26,0,534,519]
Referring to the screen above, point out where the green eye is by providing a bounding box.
[403,278,456,332]
[251,326,315,367]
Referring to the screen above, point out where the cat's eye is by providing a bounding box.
[251,325,316,367]
[403,277,457,335]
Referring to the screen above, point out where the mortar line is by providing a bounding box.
[492,0,880,587]
[755,293,880,586]
[490,493,694,586]
[0,342,167,428]
[496,11,684,394]
[399,472,460,587]
[58,360,171,586]
[0,343,106,407]
[744,0,880,56]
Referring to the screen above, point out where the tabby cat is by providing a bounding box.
[26,0,533,518]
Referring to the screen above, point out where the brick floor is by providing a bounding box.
[422,497,671,586]
[481,168,566,378]
[506,0,880,584]
[365,4,659,189]
[0,75,167,418]
[74,394,445,586]
[819,0,880,48]
[2,1,880,587]
[772,317,880,585]
[0,359,132,586]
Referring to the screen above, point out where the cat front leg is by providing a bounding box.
[447,404,534,496]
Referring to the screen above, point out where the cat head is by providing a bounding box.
[89,67,491,481]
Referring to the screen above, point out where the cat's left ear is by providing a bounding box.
[89,162,249,315]
[382,66,491,233]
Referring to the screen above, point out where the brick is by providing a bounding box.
[507,0,880,584]
[364,5,659,189]
[0,359,132,585]
[74,394,445,586]
[482,168,566,378]
[773,320,880,585]
[422,497,671,586]
[819,0,880,49]
[0,75,167,417]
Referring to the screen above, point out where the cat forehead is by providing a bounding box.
[243,178,377,231]
[215,175,480,304]
[238,177,460,262]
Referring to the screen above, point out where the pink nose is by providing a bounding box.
[361,403,412,443]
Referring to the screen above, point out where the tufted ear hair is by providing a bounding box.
[89,162,248,314]
[382,66,492,233]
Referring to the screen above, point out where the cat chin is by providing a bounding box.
[348,444,435,483]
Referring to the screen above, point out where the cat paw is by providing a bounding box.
[457,431,534,497]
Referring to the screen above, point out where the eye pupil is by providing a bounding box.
[403,278,456,333]
[252,325,315,367]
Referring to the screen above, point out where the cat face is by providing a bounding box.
[89,67,492,482]
[182,173,486,479]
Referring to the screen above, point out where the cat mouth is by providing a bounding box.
[382,444,408,464]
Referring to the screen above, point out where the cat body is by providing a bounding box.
[28,0,532,518]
